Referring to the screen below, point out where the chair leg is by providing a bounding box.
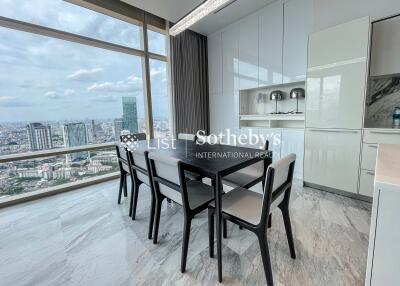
[153,197,163,244]
[148,193,156,240]
[268,214,272,229]
[123,174,128,197]
[118,174,124,204]
[257,232,274,286]
[129,179,135,217]
[281,206,296,259]
[131,182,140,220]
[223,218,227,239]
[181,216,192,273]
[208,208,214,258]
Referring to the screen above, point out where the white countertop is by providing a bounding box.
[375,144,400,192]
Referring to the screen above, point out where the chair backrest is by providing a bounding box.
[178,133,196,141]
[115,145,130,173]
[127,147,149,185]
[235,139,270,177]
[148,152,190,209]
[120,133,147,148]
[260,154,296,224]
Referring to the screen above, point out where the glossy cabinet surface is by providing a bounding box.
[208,32,222,95]
[238,16,259,90]
[306,61,367,129]
[283,0,313,83]
[359,170,375,197]
[257,128,281,162]
[304,129,362,193]
[361,143,378,171]
[281,129,304,180]
[369,190,400,285]
[222,23,239,94]
[363,129,400,144]
[259,1,283,86]
[308,16,370,68]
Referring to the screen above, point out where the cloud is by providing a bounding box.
[150,67,165,77]
[44,91,58,98]
[0,96,31,107]
[67,68,103,81]
[44,89,76,99]
[64,89,76,96]
[87,74,142,93]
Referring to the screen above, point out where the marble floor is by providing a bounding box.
[0,179,372,286]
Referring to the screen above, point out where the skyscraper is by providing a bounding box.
[122,97,138,134]
[26,123,53,151]
[63,122,88,162]
[113,118,123,139]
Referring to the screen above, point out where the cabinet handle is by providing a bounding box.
[308,129,358,133]
[366,171,375,176]
[370,130,400,135]
[367,145,378,148]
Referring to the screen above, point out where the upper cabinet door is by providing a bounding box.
[306,17,370,129]
[208,31,222,95]
[222,23,239,93]
[283,0,313,84]
[238,16,259,90]
[370,16,400,77]
[308,17,370,68]
[259,1,283,87]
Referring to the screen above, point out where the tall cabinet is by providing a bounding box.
[304,17,370,194]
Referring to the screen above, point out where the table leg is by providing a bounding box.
[215,173,222,282]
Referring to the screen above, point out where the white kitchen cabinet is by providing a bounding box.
[283,0,313,84]
[361,143,378,171]
[209,93,225,134]
[359,170,375,197]
[208,31,222,95]
[306,61,367,129]
[304,129,362,194]
[308,16,370,68]
[222,23,239,94]
[281,129,304,180]
[370,16,400,77]
[258,128,282,162]
[366,145,400,286]
[259,1,283,87]
[238,16,259,90]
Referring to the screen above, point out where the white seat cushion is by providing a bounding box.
[222,161,263,188]
[161,180,214,210]
[210,187,284,225]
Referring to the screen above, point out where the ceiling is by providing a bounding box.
[121,0,275,35]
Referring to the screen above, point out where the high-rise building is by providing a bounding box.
[122,97,138,134]
[26,123,53,151]
[63,122,88,162]
[113,118,123,139]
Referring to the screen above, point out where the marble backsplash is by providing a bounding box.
[365,76,400,128]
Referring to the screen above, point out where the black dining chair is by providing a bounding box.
[115,145,130,205]
[208,154,297,285]
[115,133,146,211]
[148,152,215,273]
[127,148,156,239]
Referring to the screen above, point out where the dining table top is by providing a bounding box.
[130,139,272,178]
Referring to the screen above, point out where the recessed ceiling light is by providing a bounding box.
[170,0,233,36]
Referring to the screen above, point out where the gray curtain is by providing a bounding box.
[170,30,209,135]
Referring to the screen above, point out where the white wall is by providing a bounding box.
[314,0,400,31]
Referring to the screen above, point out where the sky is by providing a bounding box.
[0,0,169,123]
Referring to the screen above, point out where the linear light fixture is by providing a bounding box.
[169,0,233,36]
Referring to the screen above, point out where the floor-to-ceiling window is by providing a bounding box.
[0,0,170,198]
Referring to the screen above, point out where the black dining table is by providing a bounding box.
[132,139,272,282]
